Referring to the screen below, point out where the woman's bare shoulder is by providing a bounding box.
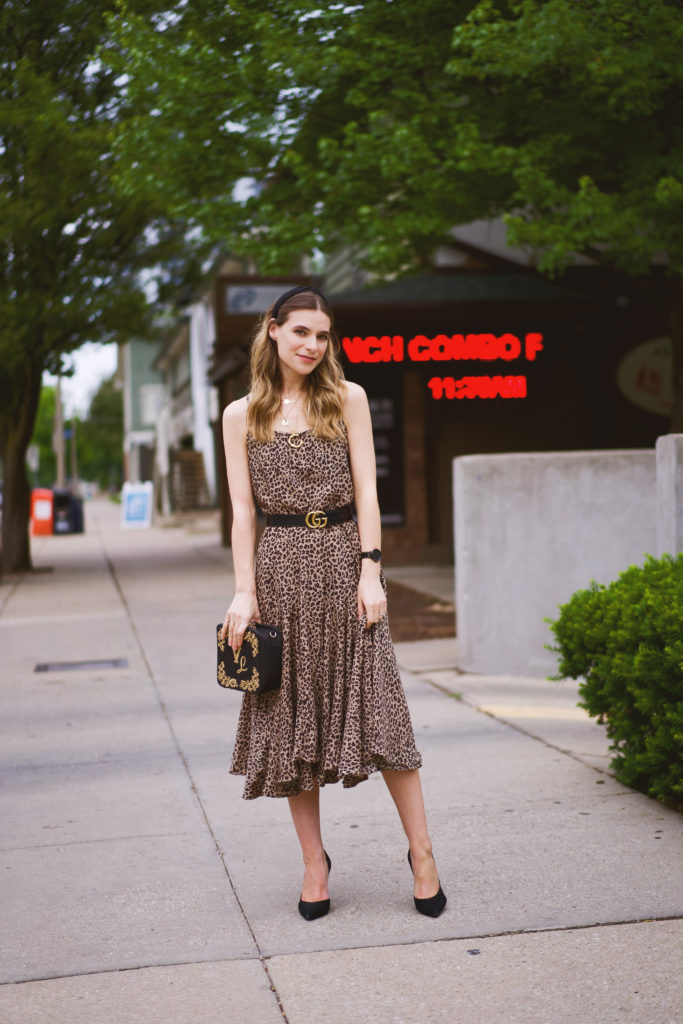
[222,395,249,436]
[342,380,370,423]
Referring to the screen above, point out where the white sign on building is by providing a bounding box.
[225,284,300,315]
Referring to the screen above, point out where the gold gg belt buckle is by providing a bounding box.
[305,510,328,528]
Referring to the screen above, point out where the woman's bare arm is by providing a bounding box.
[221,398,261,649]
[344,381,387,627]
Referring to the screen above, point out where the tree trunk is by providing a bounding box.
[0,360,43,575]
[668,275,683,433]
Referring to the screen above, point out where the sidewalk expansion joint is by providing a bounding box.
[0,953,262,988]
[4,753,183,773]
[0,574,21,616]
[257,913,683,963]
[101,540,292,1024]
[1,610,127,627]
[1,830,197,854]
[4,914,682,988]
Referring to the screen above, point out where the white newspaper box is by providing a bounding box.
[121,481,153,530]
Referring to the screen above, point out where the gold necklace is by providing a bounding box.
[281,391,304,427]
[280,389,308,447]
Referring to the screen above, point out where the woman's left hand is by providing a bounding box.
[357,573,387,628]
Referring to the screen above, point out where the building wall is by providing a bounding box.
[128,339,165,433]
[454,448,659,677]
[188,299,218,503]
[122,338,165,483]
[323,245,372,295]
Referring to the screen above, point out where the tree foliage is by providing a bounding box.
[106,0,683,429]
[29,377,123,490]
[448,0,683,277]
[30,386,57,487]
[77,376,124,490]
[108,0,683,277]
[0,0,211,572]
[107,0,478,273]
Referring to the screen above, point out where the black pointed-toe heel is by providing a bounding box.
[298,850,332,921]
[407,849,447,918]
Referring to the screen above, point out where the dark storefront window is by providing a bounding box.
[368,394,404,526]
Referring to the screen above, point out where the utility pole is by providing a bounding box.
[53,375,66,488]
[70,417,79,491]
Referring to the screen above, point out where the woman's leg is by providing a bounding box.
[287,785,330,901]
[382,768,441,899]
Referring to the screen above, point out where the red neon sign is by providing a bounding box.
[341,331,543,400]
[428,376,527,400]
[341,332,543,364]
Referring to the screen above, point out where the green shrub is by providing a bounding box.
[547,553,683,810]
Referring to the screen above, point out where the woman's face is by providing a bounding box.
[270,308,331,379]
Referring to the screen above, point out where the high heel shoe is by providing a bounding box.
[298,850,332,921]
[407,849,447,918]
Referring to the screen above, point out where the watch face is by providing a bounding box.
[361,549,382,562]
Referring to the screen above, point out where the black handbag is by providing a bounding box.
[216,622,282,694]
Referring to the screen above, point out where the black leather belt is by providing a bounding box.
[265,505,353,529]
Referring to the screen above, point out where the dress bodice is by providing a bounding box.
[246,428,354,515]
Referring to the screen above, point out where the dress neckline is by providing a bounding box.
[246,424,347,441]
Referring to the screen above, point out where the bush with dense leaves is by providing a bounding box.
[547,554,683,809]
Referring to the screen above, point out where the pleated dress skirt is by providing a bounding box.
[229,425,422,799]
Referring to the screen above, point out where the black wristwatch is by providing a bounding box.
[361,548,382,563]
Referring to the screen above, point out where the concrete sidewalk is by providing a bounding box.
[0,499,680,1024]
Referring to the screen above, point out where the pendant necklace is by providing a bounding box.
[280,391,303,426]
[281,390,305,449]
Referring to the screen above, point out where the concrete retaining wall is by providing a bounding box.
[656,433,683,557]
[454,448,661,677]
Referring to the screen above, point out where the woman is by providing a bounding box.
[221,284,445,921]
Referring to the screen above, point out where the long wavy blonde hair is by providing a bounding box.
[246,289,347,442]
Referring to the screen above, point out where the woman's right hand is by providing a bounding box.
[221,592,261,651]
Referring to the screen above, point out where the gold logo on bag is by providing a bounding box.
[305,510,328,528]
[218,661,260,692]
[217,625,262,692]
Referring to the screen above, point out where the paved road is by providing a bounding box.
[1,500,680,1023]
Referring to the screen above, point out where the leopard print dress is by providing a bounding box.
[229,424,422,799]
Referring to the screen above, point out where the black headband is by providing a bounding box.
[271,285,322,321]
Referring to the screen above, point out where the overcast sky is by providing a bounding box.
[42,343,119,418]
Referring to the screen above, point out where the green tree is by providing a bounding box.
[29,385,57,488]
[108,0,683,422]
[107,0,480,271]
[0,0,210,573]
[446,0,683,425]
[77,375,124,490]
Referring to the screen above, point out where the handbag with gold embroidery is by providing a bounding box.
[216,622,282,694]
